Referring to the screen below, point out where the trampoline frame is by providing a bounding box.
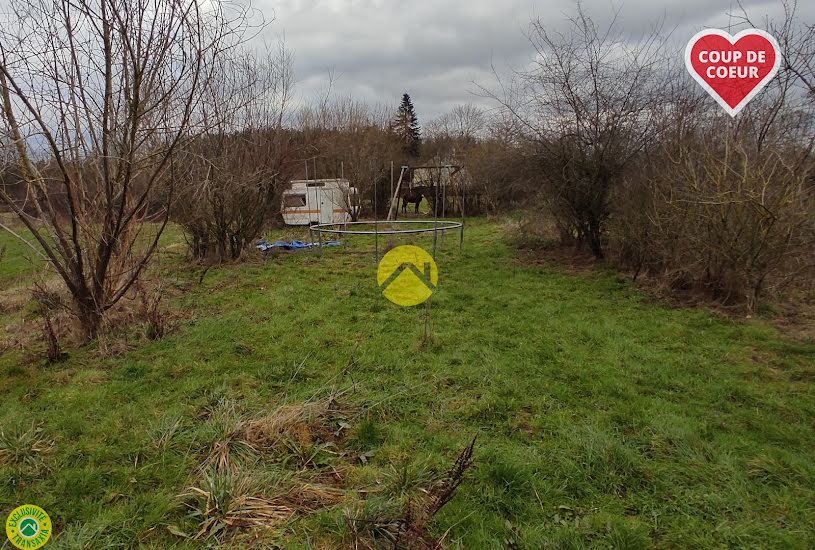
[308,219,462,236]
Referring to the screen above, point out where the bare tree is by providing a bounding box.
[0,0,253,339]
[297,97,400,219]
[174,43,295,261]
[485,7,667,258]
[738,0,815,98]
[426,104,487,143]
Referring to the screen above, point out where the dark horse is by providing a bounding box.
[400,187,423,214]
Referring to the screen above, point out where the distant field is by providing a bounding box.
[0,220,813,549]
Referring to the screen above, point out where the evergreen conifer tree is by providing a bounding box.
[391,93,421,157]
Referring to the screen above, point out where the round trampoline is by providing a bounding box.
[309,219,463,236]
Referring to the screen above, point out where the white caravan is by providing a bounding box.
[281,179,357,226]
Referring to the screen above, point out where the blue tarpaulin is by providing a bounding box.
[256,239,342,251]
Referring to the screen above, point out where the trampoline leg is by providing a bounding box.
[374,220,379,264]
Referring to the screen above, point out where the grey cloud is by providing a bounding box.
[257,0,814,120]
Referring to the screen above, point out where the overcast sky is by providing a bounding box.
[256,0,814,122]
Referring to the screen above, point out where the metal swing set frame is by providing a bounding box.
[309,163,466,262]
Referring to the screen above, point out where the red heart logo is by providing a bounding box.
[684,29,780,116]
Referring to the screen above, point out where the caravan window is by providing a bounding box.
[283,194,307,207]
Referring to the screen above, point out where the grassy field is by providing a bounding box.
[0,219,814,549]
[0,218,44,287]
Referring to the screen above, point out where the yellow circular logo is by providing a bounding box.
[6,505,51,549]
[376,245,438,307]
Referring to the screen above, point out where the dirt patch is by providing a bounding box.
[767,299,815,342]
[515,246,601,274]
[0,275,190,363]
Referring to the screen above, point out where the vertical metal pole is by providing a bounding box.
[374,169,379,263]
[460,166,465,253]
[432,166,440,260]
[440,166,448,249]
[442,166,447,218]
[427,276,434,344]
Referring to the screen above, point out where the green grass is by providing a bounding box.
[1,219,814,548]
[0,222,44,287]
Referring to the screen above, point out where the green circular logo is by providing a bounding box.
[6,505,51,549]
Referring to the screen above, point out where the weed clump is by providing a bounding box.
[0,421,54,473]
[173,392,352,544]
[169,393,476,548]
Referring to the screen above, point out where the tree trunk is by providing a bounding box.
[74,294,104,342]
[588,224,605,259]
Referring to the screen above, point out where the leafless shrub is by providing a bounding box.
[422,106,537,216]
[425,104,487,145]
[135,281,166,341]
[31,281,68,363]
[459,139,537,215]
[487,4,815,311]
[174,43,296,262]
[606,8,815,310]
[620,123,815,309]
[738,0,815,100]
[485,6,668,258]
[0,0,257,340]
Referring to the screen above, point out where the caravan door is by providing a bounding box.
[305,185,321,224]
[304,183,331,224]
[319,186,335,224]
